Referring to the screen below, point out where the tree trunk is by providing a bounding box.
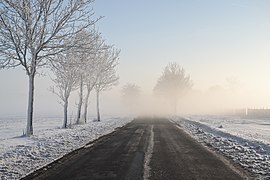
[26,74,35,136]
[76,76,83,124]
[63,99,68,128]
[96,90,100,121]
[83,89,91,124]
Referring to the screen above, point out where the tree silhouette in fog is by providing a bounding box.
[154,62,192,114]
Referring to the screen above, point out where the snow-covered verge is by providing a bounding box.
[172,116,270,180]
[0,116,132,179]
[186,115,270,145]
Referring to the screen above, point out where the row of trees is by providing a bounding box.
[50,30,119,128]
[121,62,192,114]
[0,0,119,136]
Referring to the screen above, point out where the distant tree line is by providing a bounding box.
[122,62,192,115]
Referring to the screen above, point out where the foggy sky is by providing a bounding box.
[0,0,270,116]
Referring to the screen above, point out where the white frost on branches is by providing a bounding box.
[94,47,120,121]
[50,52,79,128]
[0,0,99,136]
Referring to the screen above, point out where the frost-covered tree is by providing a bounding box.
[82,69,97,123]
[50,52,79,128]
[75,72,85,124]
[154,62,192,114]
[0,0,99,136]
[74,30,101,124]
[94,48,120,121]
[82,38,106,123]
[51,29,101,127]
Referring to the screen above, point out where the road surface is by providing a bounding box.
[22,118,248,180]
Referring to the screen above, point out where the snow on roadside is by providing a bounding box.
[186,115,270,145]
[171,116,270,179]
[0,117,132,180]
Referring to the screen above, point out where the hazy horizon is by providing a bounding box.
[1,0,270,117]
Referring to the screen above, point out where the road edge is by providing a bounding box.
[169,119,254,180]
[20,120,134,180]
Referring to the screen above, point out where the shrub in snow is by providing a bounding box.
[218,125,223,128]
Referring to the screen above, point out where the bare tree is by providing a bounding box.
[0,0,99,136]
[50,52,78,128]
[76,73,84,124]
[82,36,108,123]
[94,48,120,121]
[81,55,98,124]
[74,30,101,124]
[154,62,192,114]
[82,73,96,123]
[82,56,99,123]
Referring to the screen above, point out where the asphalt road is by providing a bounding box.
[22,118,247,180]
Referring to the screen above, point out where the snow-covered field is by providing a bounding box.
[0,116,132,179]
[2,115,270,179]
[172,115,270,179]
[186,115,270,144]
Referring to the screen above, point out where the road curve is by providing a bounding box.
[22,118,247,180]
